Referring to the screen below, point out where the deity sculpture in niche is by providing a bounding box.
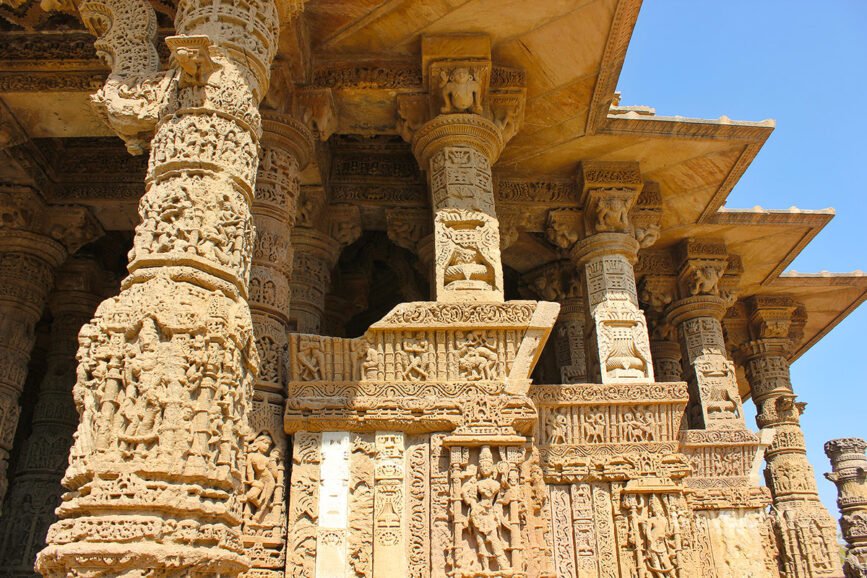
[457,446,513,573]
[445,442,553,578]
[621,493,685,578]
[440,67,483,114]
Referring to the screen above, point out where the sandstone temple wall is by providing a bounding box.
[0,1,856,577]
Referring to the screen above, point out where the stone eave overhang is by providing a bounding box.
[769,271,867,363]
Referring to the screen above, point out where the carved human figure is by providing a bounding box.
[583,413,606,443]
[547,412,569,445]
[594,196,630,232]
[399,336,434,382]
[440,67,483,114]
[461,447,511,572]
[298,341,325,381]
[243,432,280,524]
[458,331,498,381]
[641,497,675,578]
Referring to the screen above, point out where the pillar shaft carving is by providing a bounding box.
[528,262,587,383]
[245,112,313,575]
[413,115,505,303]
[567,161,654,384]
[36,0,293,574]
[290,227,342,335]
[740,296,841,577]
[0,186,101,508]
[0,256,105,575]
[666,239,744,430]
[826,438,867,578]
[638,274,682,382]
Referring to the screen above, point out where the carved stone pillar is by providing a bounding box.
[527,262,587,383]
[0,187,100,508]
[411,114,505,302]
[666,239,745,430]
[739,296,840,577]
[36,0,299,573]
[291,227,343,334]
[0,256,106,574]
[825,438,867,578]
[290,188,361,335]
[244,112,313,575]
[567,161,654,384]
[400,36,525,304]
[639,275,682,382]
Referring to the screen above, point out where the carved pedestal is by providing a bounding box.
[283,300,559,578]
[826,438,867,578]
[0,256,105,574]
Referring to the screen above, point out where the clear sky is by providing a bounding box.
[616,1,867,519]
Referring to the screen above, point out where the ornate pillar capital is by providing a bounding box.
[0,186,103,266]
[638,274,682,382]
[411,113,505,169]
[672,238,740,305]
[739,295,803,358]
[570,231,640,267]
[576,160,643,237]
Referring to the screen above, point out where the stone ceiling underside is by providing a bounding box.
[0,0,863,367]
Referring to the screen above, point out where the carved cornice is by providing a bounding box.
[585,0,642,134]
[495,178,577,205]
[0,71,106,92]
[0,32,99,64]
[309,62,526,92]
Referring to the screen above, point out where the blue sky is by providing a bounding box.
[616,1,867,518]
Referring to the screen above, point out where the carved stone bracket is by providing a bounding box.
[396,35,526,147]
[294,87,338,141]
